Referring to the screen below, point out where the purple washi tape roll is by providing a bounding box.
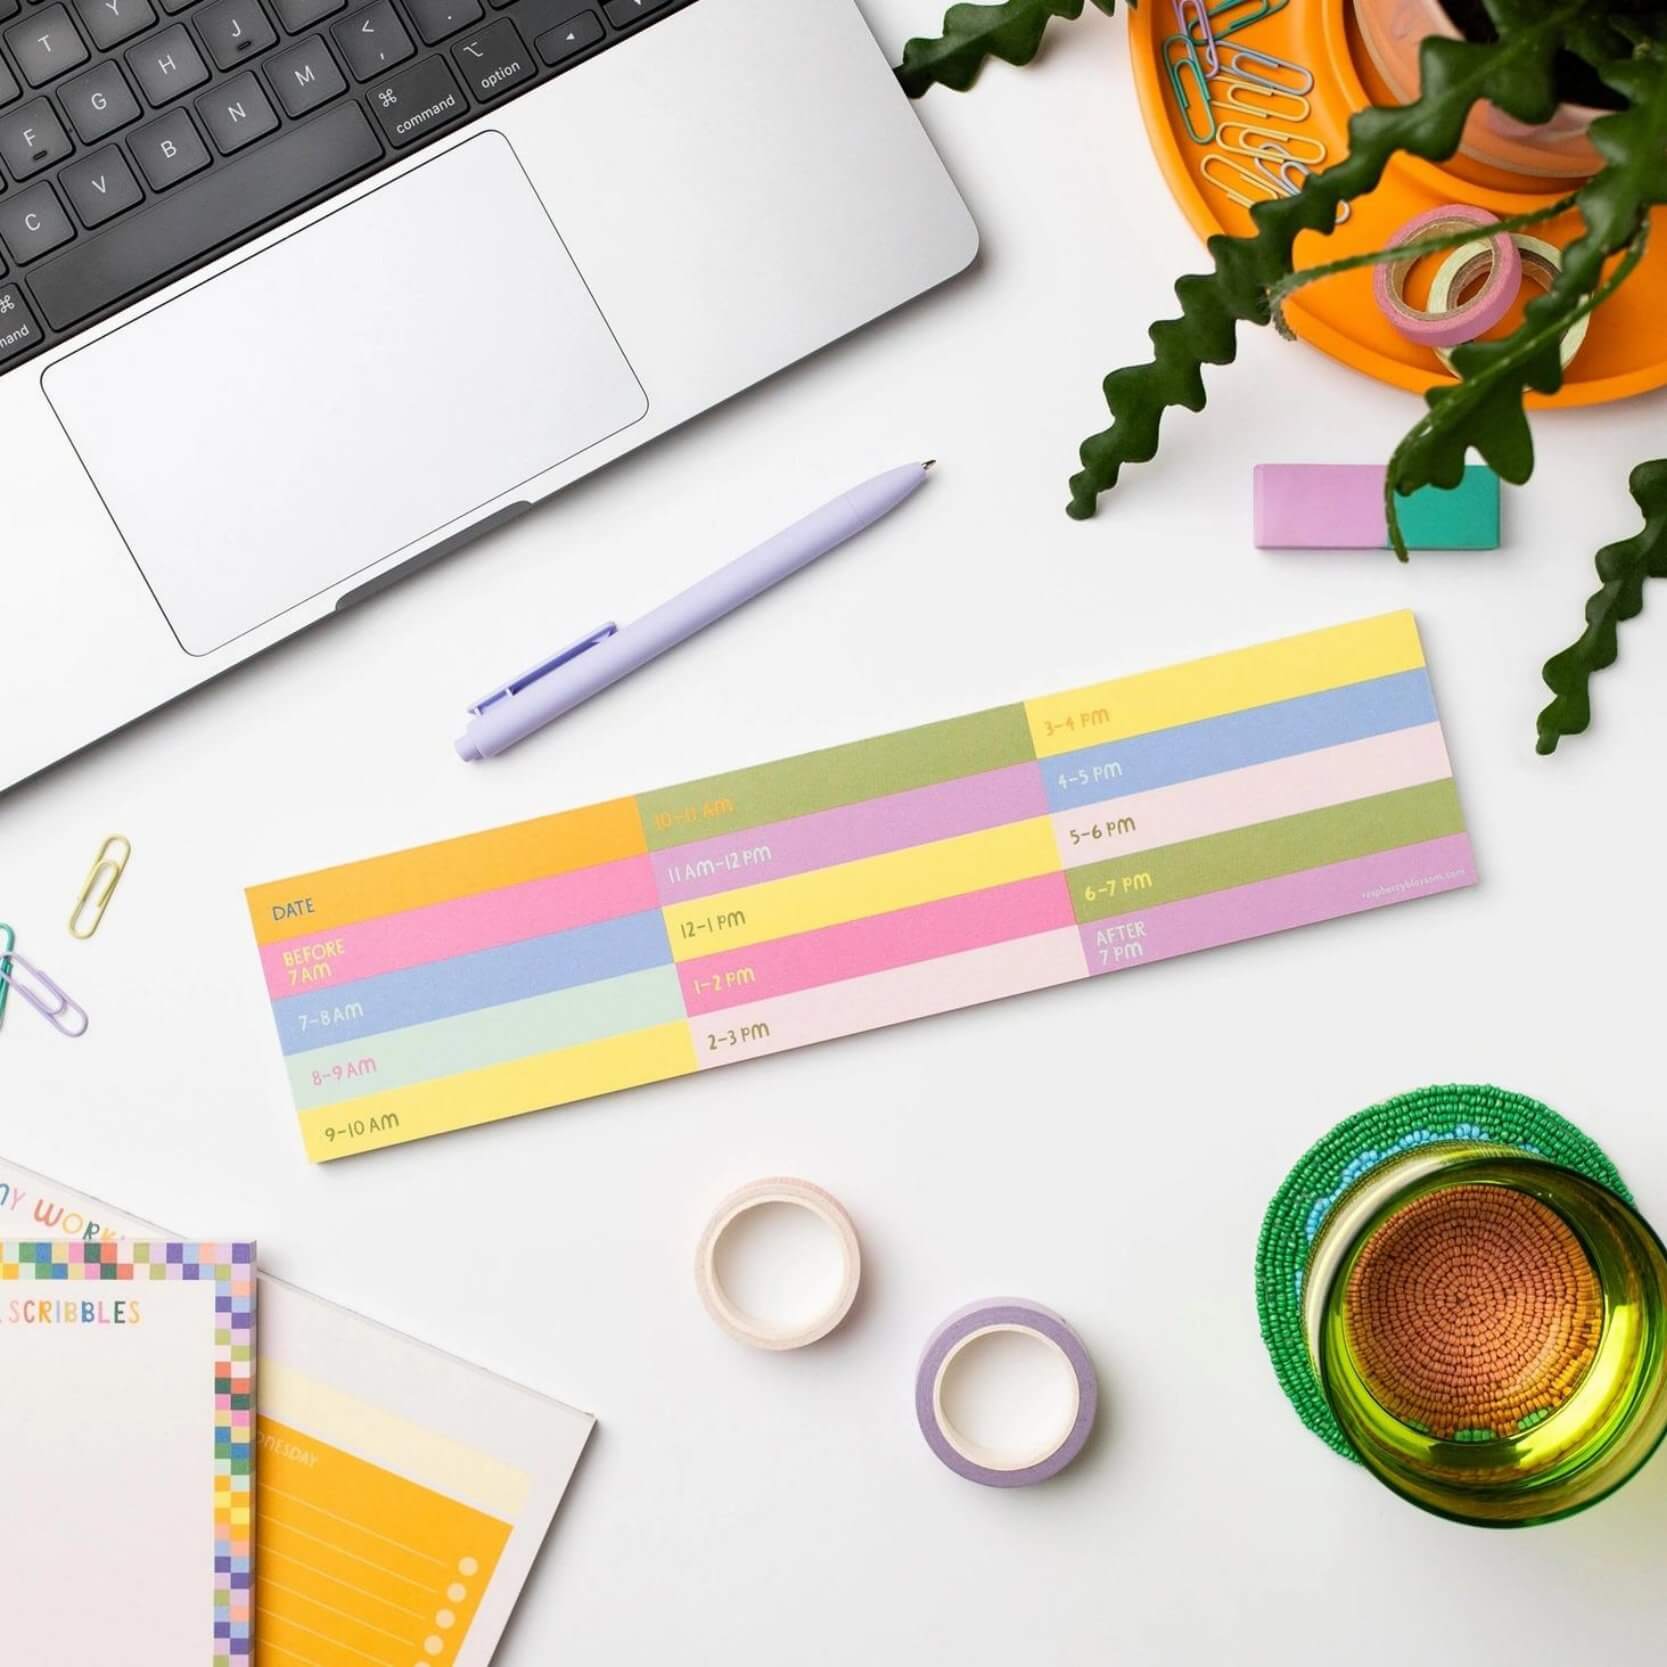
[915,1299,1099,1487]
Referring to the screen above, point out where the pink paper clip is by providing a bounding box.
[1172,0,1218,74]
[0,950,89,1038]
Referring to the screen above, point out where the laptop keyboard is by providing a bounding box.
[0,0,696,375]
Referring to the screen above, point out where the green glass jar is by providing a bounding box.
[1308,1144,1667,1526]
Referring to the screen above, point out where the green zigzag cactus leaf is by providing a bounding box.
[896,0,1116,99]
[1537,461,1667,754]
[1064,4,1582,519]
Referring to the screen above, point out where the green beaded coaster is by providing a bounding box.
[1255,1084,1631,1462]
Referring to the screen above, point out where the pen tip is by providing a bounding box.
[923,459,936,470]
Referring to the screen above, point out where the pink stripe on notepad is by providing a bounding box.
[257,852,659,998]
[690,928,1092,1066]
[678,871,1076,1015]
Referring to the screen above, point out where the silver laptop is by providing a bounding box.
[0,0,975,789]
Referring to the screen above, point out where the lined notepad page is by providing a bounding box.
[0,1160,592,1667]
[255,1377,516,1667]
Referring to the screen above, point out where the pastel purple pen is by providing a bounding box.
[455,461,934,761]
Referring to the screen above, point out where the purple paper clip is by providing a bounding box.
[0,949,89,1038]
[1173,0,1218,74]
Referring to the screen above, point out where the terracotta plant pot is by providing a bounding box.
[1353,0,1604,180]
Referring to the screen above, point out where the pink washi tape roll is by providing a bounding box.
[1372,204,1522,349]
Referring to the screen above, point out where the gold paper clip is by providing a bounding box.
[1217,41,1315,96]
[1199,150,1353,224]
[1200,150,1284,210]
[1217,119,1329,168]
[69,835,131,940]
[1211,74,1311,127]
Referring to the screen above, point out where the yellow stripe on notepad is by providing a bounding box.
[662,816,1062,961]
[299,1021,697,1159]
[1025,612,1426,758]
[260,1362,533,1519]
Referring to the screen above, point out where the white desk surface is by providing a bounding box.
[5,7,1667,1661]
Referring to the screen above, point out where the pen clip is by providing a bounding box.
[469,623,619,715]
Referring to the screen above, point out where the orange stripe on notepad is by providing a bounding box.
[247,798,648,943]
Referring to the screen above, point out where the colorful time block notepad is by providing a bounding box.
[0,1239,255,1665]
[247,611,1477,1160]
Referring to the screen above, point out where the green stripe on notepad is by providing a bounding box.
[1068,778,1465,922]
[637,705,1036,849]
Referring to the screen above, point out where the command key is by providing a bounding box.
[0,284,42,367]
[368,56,468,149]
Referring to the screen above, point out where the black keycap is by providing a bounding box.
[265,33,341,114]
[0,282,44,364]
[74,0,155,50]
[195,68,275,150]
[0,0,17,22]
[60,143,142,224]
[0,57,17,108]
[452,17,527,98]
[0,182,74,262]
[405,0,477,44]
[366,53,460,146]
[270,0,341,32]
[601,0,666,27]
[195,0,276,68]
[30,101,379,328]
[159,0,202,14]
[130,105,209,185]
[533,7,597,66]
[0,97,73,179]
[127,23,210,104]
[332,0,410,78]
[6,5,90,87]
[60,61,143,143]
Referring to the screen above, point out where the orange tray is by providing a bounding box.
[1130,0,1667,407]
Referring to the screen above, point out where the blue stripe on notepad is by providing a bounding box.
[1042,669,1438,811]
[270,907,674,1054]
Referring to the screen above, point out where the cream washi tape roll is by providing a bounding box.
[695,1177,861,1350]
[916,1299,1099,1487]
[1427,233,1591,374]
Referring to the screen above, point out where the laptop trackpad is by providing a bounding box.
[44,132,647,657]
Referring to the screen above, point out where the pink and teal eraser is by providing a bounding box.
[1253,463,1500,550]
